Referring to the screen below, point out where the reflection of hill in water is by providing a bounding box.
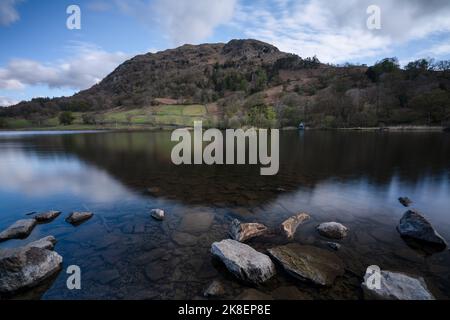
[18,131,450,206]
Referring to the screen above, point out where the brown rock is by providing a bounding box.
[281,213,310,239]
[229,219,268,242]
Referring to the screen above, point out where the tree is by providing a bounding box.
[59,111,75,125]
[0,117,7,128]
[366,58,400,82]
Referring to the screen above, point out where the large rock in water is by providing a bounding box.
[211,239,276,284]
[362,269,434,300]
[0,246,63,295]
[229,219,268,242]
[281,213,310,239]
[397,210,447,248]
[267,244,344,286]
[26,236,57,250]
[66,212,93,225]
[34,211,61,223]
[317,222,348,239]
[0,219,37,242]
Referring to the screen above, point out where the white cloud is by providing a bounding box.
[0,96,19,107]
[0,43,132,91]
[0,0,21,26]
[103,0,237,46]
[233,0,450,63]
[152,0,237,45]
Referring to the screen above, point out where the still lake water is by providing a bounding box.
[0,130,449,299]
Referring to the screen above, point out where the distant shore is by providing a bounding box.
[0,124,448,132]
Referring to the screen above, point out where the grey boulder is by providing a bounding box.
[26,236,57,250]
[35,211,61,223]
[362,269,434,300]
[0,219,37,242]
[211,239,276,284]
[317,222,349,239]
[268,244,344,286]
[0,246,63,295]
[397,210,447,248]
[229,219,268,242]
[66,212,93,225]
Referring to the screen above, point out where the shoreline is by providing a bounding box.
[0,125,448,132]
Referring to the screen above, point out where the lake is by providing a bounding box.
[0,130,449,299]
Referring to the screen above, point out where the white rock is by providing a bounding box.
[362,269,435,300]
[150,209,165,221]
[211,239,276,284]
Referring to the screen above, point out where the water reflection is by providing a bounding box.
[0,131,449,299]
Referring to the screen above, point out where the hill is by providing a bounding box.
[1,39,449,129]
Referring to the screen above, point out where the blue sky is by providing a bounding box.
[1,0,450,106]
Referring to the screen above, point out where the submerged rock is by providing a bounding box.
[179,211,214,233]
[203,280,225,298]
[267,244,344,286]
[236,289,273,300]
[397,210,447,248]
[172,231,198,246]
[317,222,349,239]
[325,242,341,251]
[229,219,268,242]
[150,209,165,221]
[0,219,37,242]
[362,269,434,300]
[66,212,93,225]
[26,236,57,251]
[34,211,61,223]
[211,239,276,284]
[398,197,412,207]
[0,246,63,295]
[281,213,310,239]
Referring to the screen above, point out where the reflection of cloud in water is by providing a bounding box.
[0,150,136,202]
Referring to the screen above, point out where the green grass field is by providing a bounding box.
[1,105,214,130]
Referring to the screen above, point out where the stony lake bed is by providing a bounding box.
[0,130,449,300]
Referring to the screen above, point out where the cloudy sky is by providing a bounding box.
[1,0,450,106]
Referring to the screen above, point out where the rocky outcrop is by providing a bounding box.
[35,211,61,223]
[398,197,412,207]
[362,269,435,300]
[150,209,165,221]
[229,219,268,242]
[0,219,37,242]
[397,210,447,248]
[26,236,57,250]
[268,244,344,286]
[0,246,63,295]
[317,222,348,239]
[66,212,93,225]
[281,213,310,239]
[211,239,276,284]
[203,280,225,298]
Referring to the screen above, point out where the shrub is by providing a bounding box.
[59,111,75,125]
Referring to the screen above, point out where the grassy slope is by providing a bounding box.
[2,105,216,130]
